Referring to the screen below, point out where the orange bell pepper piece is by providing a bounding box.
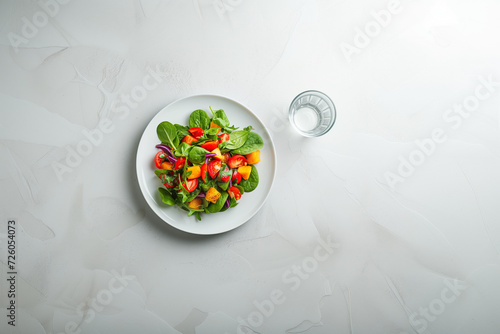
[245,150,260,165]
[238,166,252,180]
[187,165,201,179]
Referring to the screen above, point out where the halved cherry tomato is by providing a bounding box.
[218,133,229,143]
[163,177,176,188]
[188,127,204,138]
[228,186,241,200]
[200,140,219,152]
[208,160,222,179]
[174,156,186,170]
[154,151,166,168]
[200,163,208,183]
[218,165,231,183]
[232,170,242,184]
[228,155,247,169]
[221,152,231,163]
[182,178,198,193]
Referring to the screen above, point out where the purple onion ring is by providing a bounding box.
[156,144,177,163]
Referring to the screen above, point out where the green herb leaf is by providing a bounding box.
[185,189,200,203]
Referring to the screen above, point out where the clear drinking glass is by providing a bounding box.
[289,90,336,137]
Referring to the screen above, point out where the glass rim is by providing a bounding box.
[288,90,337,137]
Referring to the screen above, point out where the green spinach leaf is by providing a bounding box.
[175,124,190,141]
[206,191,229,213]
[220,197,238,212]
[218,180,230,191]
[188,146,209,164]
[158,188,175,205]
[240,166,259,192]
[200,180,213,193]
[231,132,263,155]
[175,142,192,157]
[189,109,211,129]
[205,128,220,136]
[157,121,179,149]
[219,130,249,151]
[235,184,245,195]
[212,109,229,125]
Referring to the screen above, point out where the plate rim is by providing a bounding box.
[136,93,277,235]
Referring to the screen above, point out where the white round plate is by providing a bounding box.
[136,95,277,235]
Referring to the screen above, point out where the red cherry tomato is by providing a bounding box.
[208,160,222,179]
[162,173,176,188]
[200,163,208,183]
[232,171,242,184]
[188,127,204,138]
[154,151,166,168]
[200,140,219,152]
[221,152,231,163]
[218,133,229,143]
[182,178,199,193]
[174,156,186,170]
[218,165,231,183]
[164,180,175,188]
[228,155,247,169]
[228,186,241,200]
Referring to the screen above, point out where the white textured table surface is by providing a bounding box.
[2,0,500,333]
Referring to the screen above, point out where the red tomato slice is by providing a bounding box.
[228,155,247,169]
[228,186,241,200]
[188,127,204,138]
[174,156,186,170]
[200,140,219,152]
[200,163,208,183]
[154,151,166,168]
[218,133,229,143]
[231,170,242,184]
[182,178,199,193]
[208,160,222,179]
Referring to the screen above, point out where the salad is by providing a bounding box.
[153,107,263,221]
